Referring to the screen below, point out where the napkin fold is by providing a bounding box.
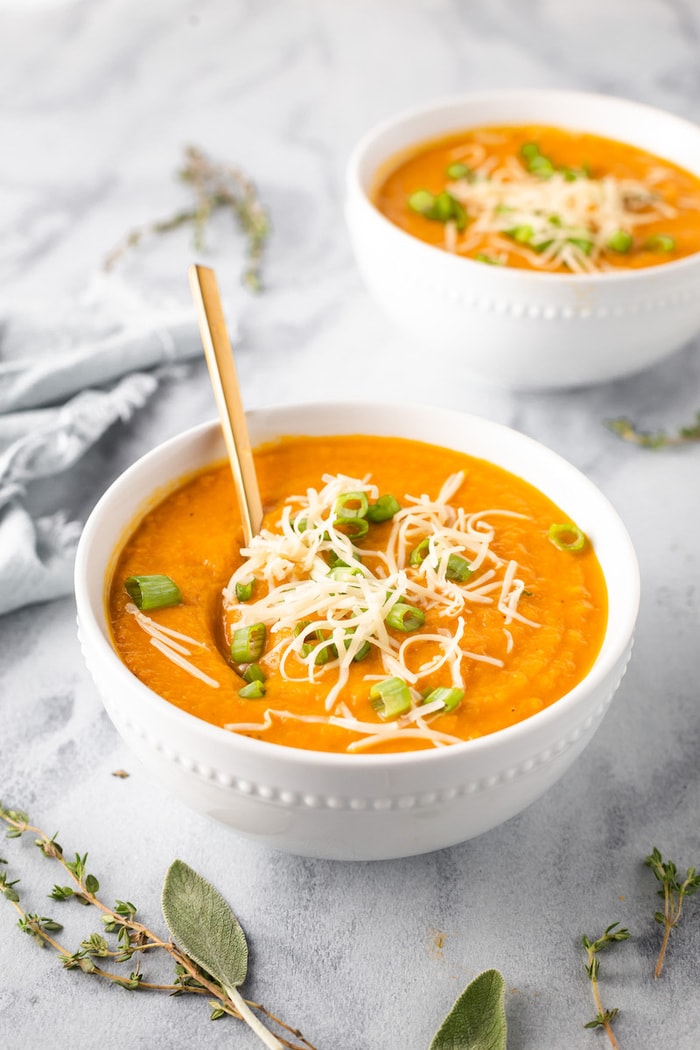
[0,285,206,617]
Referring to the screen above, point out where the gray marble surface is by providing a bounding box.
[2,1,700,1047]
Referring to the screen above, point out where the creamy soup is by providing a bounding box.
[373,124,700,274]
[109,434,608,754]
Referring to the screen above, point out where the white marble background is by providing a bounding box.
[1,1,700,1047]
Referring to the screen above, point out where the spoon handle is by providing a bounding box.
[188,264,263,545]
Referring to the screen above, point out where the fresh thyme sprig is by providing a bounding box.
[103,145,270,291]
[0,803,315,1050]
[606,413,700,448]
[581,922,630,1049]
[645,847,700,978]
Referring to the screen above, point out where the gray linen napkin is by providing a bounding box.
[0,291,205,616]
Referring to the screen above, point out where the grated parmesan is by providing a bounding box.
[222,472,540,749]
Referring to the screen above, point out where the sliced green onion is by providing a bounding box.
[343,630,371,662]
[327,550,361,569]
[239,680,266,699]
[235,579,255,602]
[507,225,534,244]
[520,142,540,162]
[124,574,182,611]
[548,214,562,227]
[607,230,633,253]
[334,518,369,540]
[475,253,504,266]
[230,623,266,663]
[408,189,436,216]
[386,603,426,632]
[409,538,430,566]
[446,554,474,583]
[369,677,412,720]
[567,236,594,256]
[242,663,266,684]
[422,686,464,713]
[293,515,308,533]
[548,523,586,552]
[366,494,401,523]
[300,629,338,665]
[294,620,311,637]
[408,189,467,231]
[445,161,472,180]
[334,491,369,520]
[328,566,363,582]
[644,234,676,252]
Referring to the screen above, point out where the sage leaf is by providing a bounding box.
[430,968,507,1050]
[161,859,248,990]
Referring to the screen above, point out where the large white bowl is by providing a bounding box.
[75,402,639,860]
[346,90,700,389]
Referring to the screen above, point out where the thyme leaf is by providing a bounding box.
[645,847,700,977]
[606,412,700,448]
[103,145,270,292]
[0,802,316,1050]
[581,923,629,1048]
[430,968,507,1050]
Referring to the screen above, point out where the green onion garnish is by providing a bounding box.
[408,189,467,231]
[520,142,554,178]
[445,162,472,180]
[369,677,412,720]
[328,566,363,582]
[475,253,504,265]
[508,224,534,244]
[334,518,369,540]
[386,603,426,632]
[327,550,361,569]
[300,629,338,666]
[567,235,594,255]
[239,680,266,699]
[334,491,369,521]
[409,538,430,566]
[242,663,266,684]
[607,230,633,253]
[366,494,400,523]
[548,523,586,552]
[422,686,464,713]
[230,623,266,664]
[235,579,255,602]
[446,554,474,583]
[343,630,371,662]
[124,575,182,611]
[644,234,676,253]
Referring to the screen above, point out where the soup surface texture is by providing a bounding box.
[109,434,608,754]
[373,124,700,274]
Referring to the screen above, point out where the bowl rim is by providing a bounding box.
[75,402,641,771]
[345,87,700,286]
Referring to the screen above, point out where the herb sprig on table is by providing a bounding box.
[2,803,699,1049]
[645,847,700,977]
[581,923,630,1048]
[0,803,314,1050]
[606,412,700,448]
[103,145,270,292]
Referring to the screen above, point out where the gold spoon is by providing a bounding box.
[188,263,263,545]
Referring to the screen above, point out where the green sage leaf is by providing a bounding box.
[161,860,248,990]
[430,969,507,1050]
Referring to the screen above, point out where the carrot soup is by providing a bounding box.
[109,434,607,754]
[373,124,700,274]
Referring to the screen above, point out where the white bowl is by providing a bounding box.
[345,90,700,389]
[75,402,640,860]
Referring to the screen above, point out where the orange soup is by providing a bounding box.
[373,124,700,274]
[109,434,608,754]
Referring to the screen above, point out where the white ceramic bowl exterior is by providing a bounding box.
[75,403,640,860]
[346,90,700,389]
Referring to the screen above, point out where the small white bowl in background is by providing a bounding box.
[345,90,700,389]
[75,402,640,860]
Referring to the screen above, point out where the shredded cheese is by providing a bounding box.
[443,157,676,272]
[222,472,541,750]
[126,604,220,689]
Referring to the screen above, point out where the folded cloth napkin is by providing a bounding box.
[0,279,206,616]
